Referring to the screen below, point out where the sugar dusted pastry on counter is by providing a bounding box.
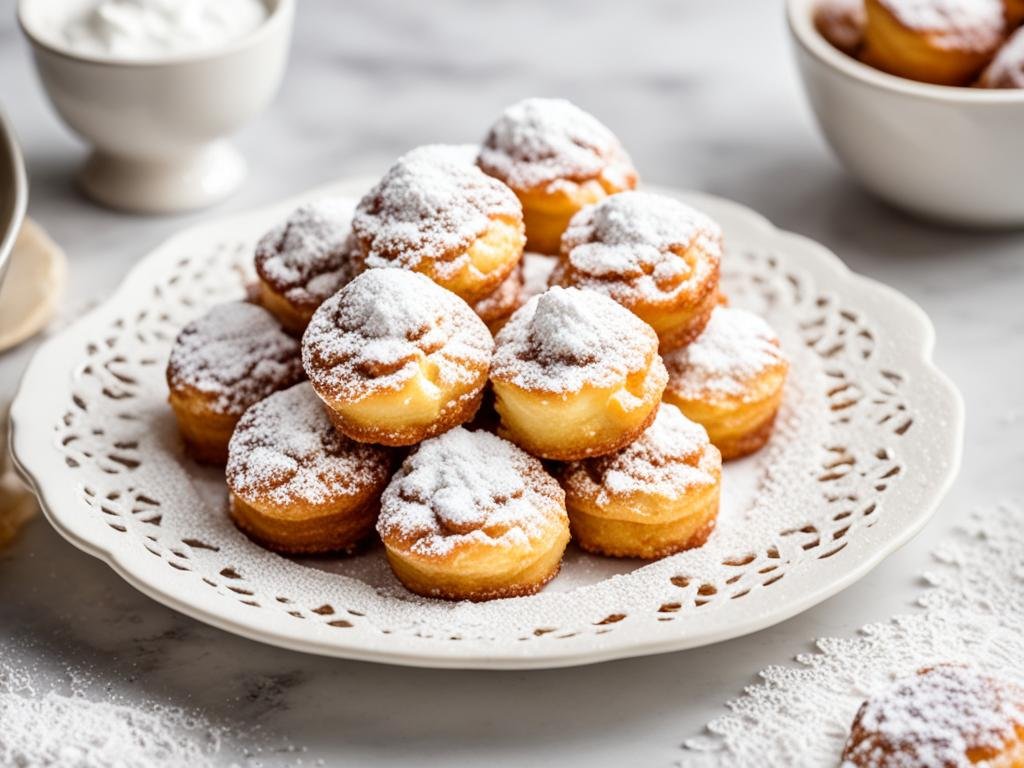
[477,98,638,255]
[662,307,788,461]
[861,0,1006,85]
[254,198,362,333]
[352,144,525,303]
[302,269,493,446]
[561,404,721,559]
[490,286,667,461]
[166,301,304,463]
[815,0,868,55]
[553,191,722,351]
[842,665,1024,767]
[226,382,392,554]
[377,427,569,601]
[978,24,1024,86]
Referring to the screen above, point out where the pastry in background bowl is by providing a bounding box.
[376,427,570,601]
[477,98,637,255]
[861,0,1006,85]
[561,404,721,559]
[814,0,867,54]
[842,665,1024,767]
[302,269,493,447]
[553,191,722,351]
[226,382,392,554]
[662,307,788,461]
[254,198,362,333]
[166,301,304,463]
[978,25,1024,86]
[490,286,667,461]
[352,144,525,304]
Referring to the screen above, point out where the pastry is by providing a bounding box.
[861,0,1006,85]
[560,404,721,559]
[226,382,392,554]
[352,144,525,303]
[662,307,788,460]
[490,286,667,461]
[377,427,570,600]
[254,198,362,333]
[815,0,868,55]
[553,191,722,351]
[520,251,559,303]
[978,25,1024,86]
[470,262,522,334]
[842,665,1024,767]
[302,268,493,446]
[1006,0,1024,26]
[166,301,304,463]
[0,218,67,353]
[477,98,638,255]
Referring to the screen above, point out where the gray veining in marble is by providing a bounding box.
[1,1,1022,765]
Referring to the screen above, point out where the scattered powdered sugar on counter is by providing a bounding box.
[352,145,522,278]
[166,301,303,415]
[562,404,718,505]
[491,286,659,393]
[477,98,636,192]
[663,307,786,399]
[226,382,390,507]
[301,269,493,401]
[377,428,565,557]
[559,191,721,305]
[254,198,360,307]
[841,665,1024,768]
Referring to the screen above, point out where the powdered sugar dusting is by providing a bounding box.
[226,382,390,508]
[166,301,303,415]
[979,26,1024,87]
[477,98,637,193]
[377,427,566,558]
[254,198,360,308]
[471,263,522,325]
[521,252,558,302]
[302,269,493,401]
[663,307,786,400]
[559,191,722,306]
[877,0,1004,51]
[353,145,522,280]
[815,0,867,54]
[841,665,1024,768]
[491,286,660,393]
[562,404,718,506]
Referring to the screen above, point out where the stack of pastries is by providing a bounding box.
[165,98,789,602]
[815,0,1024,87]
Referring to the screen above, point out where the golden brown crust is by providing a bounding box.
[229,492,381,555]
[862,0,1006,85]
[572,505,717,559]
[167,388,239,464]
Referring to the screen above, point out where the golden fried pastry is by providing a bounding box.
[978,25,1024,86]
[352,144,525,303]
[662,307,788,461]
[477,98,638,255]
[553,191,722,352]
[226,382,392,554]
[815,0,868,55]
[490,286,667,461]
[1006,0,1024,26]
[842,665,1024,767]
[302,268,493,446]
[520,251,559,303]
[862,0,1006,85]
[561,404,721,559]
[377,427,569,601]
[254,198,362,333]
[166,302,304,464]
[470,261,522,334]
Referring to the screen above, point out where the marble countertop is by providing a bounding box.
[1,1,1021,765]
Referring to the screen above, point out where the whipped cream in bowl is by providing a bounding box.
[18,0,294,213]
[62,0,270,61]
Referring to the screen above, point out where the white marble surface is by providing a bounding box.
[0,1,1021,765]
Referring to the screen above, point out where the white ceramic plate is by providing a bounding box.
[9,179,963,669]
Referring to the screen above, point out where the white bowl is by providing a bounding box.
[18,0,294,213]
[787,0,1024,227]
